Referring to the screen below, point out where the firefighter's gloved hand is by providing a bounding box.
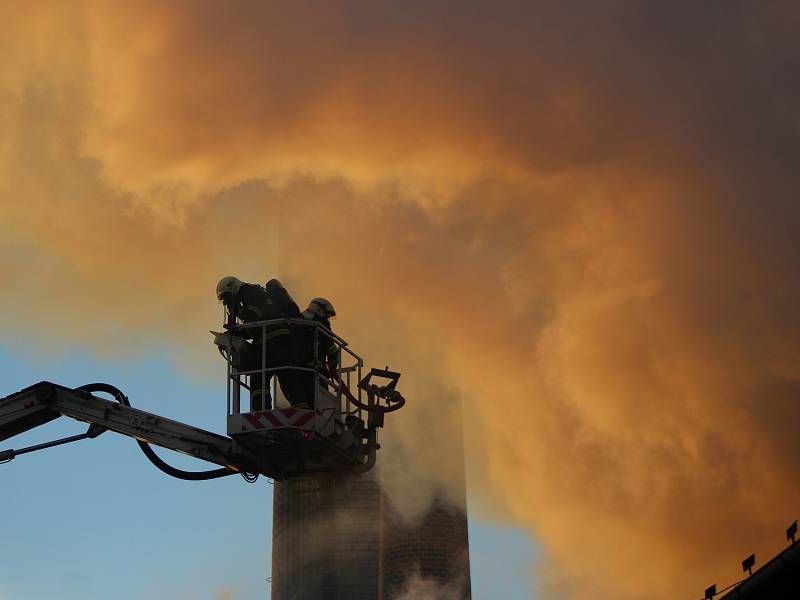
[378,387,404,404]
[224,324,248,339]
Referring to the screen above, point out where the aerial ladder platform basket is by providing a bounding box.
[0,317,404,482]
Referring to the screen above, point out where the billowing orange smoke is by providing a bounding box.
[3,1,800,598]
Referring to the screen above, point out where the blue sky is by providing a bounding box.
[0,343,536,599]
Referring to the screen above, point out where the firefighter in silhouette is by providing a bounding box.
[297,297,340,408]
[216,276,301,411]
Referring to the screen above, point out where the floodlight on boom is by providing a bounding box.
[741,553,755,576]
[787,519,797,543]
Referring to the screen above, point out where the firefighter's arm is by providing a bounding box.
[222,296,239,328]
[325,345,341,381]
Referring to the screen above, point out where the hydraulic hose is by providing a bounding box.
[77,383,237,481]
[341,381,405,413]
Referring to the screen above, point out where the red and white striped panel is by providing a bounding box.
[229,408,316,434]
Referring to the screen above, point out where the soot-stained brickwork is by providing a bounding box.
[381,494,472,599]
[271,473,382,600]
[272,399,471,600]
[272,473,471,600]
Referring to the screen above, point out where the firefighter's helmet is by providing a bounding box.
[304,297,336,319]
[216,276,243,301]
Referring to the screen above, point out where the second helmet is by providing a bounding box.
[305,297,336,319]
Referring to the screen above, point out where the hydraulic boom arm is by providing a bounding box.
[0,381,262,477]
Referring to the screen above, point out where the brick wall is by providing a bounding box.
[271,474,472,600]
[272,473,382,600]
[381,494,472,599]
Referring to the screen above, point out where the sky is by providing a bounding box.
[2,1,800,599]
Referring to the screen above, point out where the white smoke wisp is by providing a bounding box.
[394,567,470,600]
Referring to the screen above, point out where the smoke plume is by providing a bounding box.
[3,1,800,598]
